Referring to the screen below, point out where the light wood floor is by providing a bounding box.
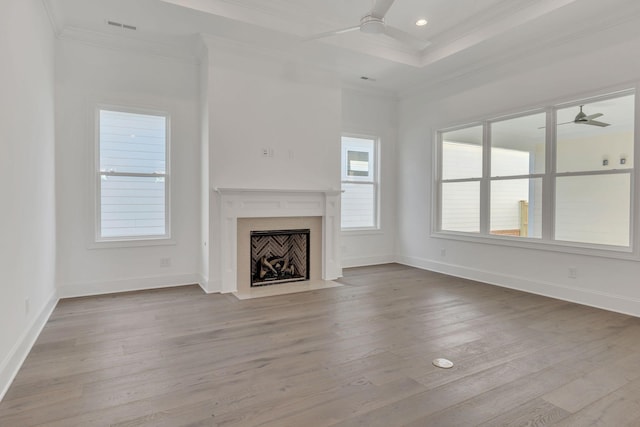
[3,264,640,426]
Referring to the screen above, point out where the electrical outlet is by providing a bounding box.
[160,257,171,268]
[440,248,446,257]
[568,267,577,279]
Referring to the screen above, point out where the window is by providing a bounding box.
[489,112,545,238]
[96,107,170,241]
[436,90,635,251]
[555,94,635,246]
[341,136,378,229]
[440,126,482,232]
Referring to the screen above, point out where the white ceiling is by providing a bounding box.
[45,0,640,94]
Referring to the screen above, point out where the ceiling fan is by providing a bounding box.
[538,105,611,129]
[306,0,430,50]
[561,105,610,127]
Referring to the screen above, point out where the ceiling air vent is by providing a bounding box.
[106,20,137,31]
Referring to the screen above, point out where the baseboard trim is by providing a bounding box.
[341,255,395,269]
[58,274,202,298]
[0,290,58,402]
[397,255,640,318]
[197,275,221,294]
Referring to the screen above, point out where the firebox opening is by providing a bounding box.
[250,229,310,287]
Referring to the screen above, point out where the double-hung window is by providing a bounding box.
[341,136,379,229]
[437,90,635,252]
[96,107,170,241]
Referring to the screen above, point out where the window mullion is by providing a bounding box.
[434,131,443,232]
[480,122,491,235]
[100,171,166,178]
[542,107,556,241]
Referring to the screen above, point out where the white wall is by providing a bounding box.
[397,27,640,316]
[203,42,343,291]
[341,89,398,267]
[55,39,201,297]
[207,47,342,191]
[0,0,58,400]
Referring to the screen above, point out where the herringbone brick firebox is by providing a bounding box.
[250,229,310,286]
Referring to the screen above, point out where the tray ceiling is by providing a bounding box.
[45,0,640,94]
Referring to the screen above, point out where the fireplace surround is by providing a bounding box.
[213,188,342,294]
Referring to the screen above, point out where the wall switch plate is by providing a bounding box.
[160,257,171,268]
[568,267,577,279]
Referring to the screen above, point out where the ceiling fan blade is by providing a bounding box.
[585,120,610,127]
[538,120,574,129]
[305,25,360,41]
[383,26,431,50]
[585,113,603,120]
[543,119,611,129]
[371,0,395,18]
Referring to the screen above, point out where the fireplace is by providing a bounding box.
[211,188,342,294]
[250,229,310,286]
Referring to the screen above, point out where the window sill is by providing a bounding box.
[431,230,638,261]
[89,236,176,250]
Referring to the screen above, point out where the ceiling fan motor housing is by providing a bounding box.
[360,15,385,34]
[575,107,587,122]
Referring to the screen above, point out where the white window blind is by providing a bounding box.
[98,108,169,240]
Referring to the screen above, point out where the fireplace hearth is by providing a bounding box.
[250,229,310,287]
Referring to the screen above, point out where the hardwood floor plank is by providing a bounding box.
[550,377,640,426]
[477,398,570,427]
[2,264,640,426]
[542,352,640,414]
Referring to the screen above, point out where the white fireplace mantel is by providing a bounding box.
[212,188,342,293]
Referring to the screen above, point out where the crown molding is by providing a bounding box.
[58,26,199,64]
[341,81,398,100]
[40,0,61,36]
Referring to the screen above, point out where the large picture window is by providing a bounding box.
[341,136,379,229]
[436,90,635,251]
[96,107,170,241]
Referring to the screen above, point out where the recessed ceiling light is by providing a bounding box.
[416,18,428,27]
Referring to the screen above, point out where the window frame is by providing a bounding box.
[94,104,172,245]
[433,89,638,259]
[341,134,380,231]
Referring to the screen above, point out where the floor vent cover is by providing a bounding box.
[433,358,454,369]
